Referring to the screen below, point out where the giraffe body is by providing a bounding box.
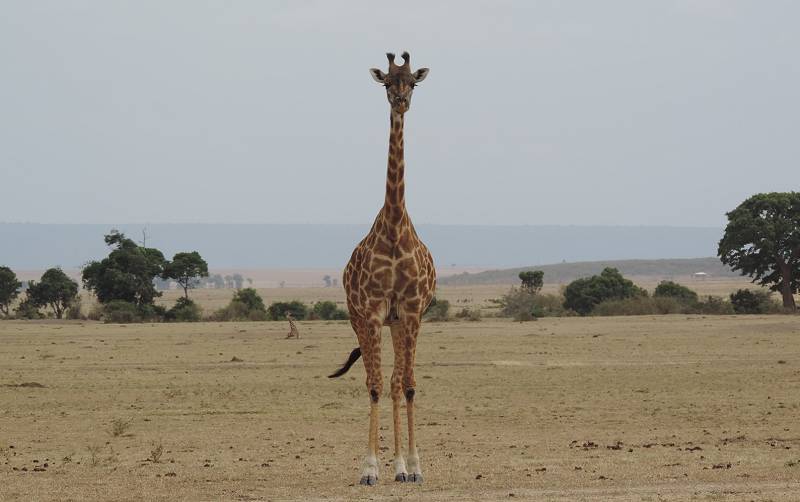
[330,52,434,486]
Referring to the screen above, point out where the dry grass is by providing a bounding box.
[1,316,799,500]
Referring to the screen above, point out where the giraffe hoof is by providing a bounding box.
[394,472,407,482]
[359,474,378,486]
[407,473,423,483]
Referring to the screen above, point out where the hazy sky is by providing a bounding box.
[2,1,797,226]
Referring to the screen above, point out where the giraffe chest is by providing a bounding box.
[345,236,436,316]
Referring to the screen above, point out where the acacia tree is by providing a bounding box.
[718,192,800,309]
[518,270,544,294]
[162,251,209,299]
[27,267,79,319]
[82,230,166,307]
[0,266,22,317]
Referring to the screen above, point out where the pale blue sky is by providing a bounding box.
[1,1,797,226]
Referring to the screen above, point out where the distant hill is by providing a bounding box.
[439,257,738,286]
[0,223,723,270]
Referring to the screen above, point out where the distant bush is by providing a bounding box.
[563,268,647,315]
[454,307,481,321]
[165,297,202,322]
[103,300,142,323]
[653,281,698,304]
[14,297,43,319]
[214,288,268,321]
[694,295,735,315]
[423,297,450,321]
[311,301,348,320]
[729,289,778,314]
[593,296,683,316]
[65,295,85,320]
[495,288,566,321]
[100,300,165,323]
[267,300,308,321]
[496,288,536,321]
[532,293,569,317]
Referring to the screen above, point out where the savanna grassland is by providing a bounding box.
[2,314,799,501]
[150,277,762,318]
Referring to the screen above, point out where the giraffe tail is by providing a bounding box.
[328,347,362,378]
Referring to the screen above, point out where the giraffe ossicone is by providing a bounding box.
[329,51,435,486]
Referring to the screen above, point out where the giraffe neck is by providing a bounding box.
[383,111,406,237]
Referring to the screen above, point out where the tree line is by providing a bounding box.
[0,230,347,323]
[0,192,798,321]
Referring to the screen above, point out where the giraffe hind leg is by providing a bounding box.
[358,316,383,486]
[389,323,408,481]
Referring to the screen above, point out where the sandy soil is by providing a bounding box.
[1,316,799,501]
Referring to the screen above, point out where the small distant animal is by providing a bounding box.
[285,312,300,339]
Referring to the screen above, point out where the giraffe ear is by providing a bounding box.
[412,68,429,83]
[369,68,387,84]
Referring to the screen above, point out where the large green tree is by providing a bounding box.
[0,266,22,317]
[718,192,800,309]
[82,231,166,306]
[162,251,209,299]
[27,267,79,319]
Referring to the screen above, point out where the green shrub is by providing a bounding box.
[311,301,349,320]
[166,297,202,322]
[593,296,683,316]
[729,289,778,314]
[454,307,482,321]
[563,267,647,315]
[654,281,698,304]
[14,297,43,319]
[267,300,307,321]
[213,288,268,321]
[232,288,266,313]
[694,295,735,315]
[423,298,450,321]
[103,300,142,323]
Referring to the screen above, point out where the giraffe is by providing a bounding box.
[328,51,435,486]
[285,311,299,339]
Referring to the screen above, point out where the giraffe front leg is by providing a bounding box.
[359,318,383,486]
[390,323,408,481]
[403,316,423,483]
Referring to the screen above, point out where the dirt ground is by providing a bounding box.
[1,316,799,501]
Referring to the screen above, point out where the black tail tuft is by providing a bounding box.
[328,347,362,378]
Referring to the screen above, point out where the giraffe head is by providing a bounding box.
[370,52,429,114]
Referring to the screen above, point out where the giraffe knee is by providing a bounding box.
[404,387,415,401]
[370,388,380,403]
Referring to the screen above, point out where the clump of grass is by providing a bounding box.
[454,308,482,321]
[149,440,164,463]
[86,444,103,467]
[109,417,133,437]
